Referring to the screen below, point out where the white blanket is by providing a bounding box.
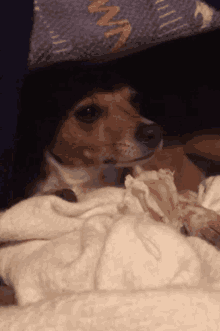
[1,169,220,330]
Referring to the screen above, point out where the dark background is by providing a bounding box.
[1,0,220,210]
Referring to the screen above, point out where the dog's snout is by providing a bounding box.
[135,123,162,148]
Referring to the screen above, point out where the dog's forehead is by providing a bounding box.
[74,85,137,109]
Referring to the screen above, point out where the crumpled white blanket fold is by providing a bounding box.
[1,169,220,330]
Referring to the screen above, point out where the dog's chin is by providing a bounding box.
[100,139,163,188]
[115,139,163,168]
[115,151,155,167]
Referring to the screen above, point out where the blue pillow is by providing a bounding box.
[29,0,220,69]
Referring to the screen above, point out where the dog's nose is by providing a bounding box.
[135,123,162,148]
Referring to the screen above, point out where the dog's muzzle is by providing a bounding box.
[115,123,163,167]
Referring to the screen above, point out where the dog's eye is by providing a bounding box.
[74,106,103,123]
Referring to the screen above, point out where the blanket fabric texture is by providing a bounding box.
[1,165,220,329]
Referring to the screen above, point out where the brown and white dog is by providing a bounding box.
[13,62,213,205]
[30,84,163,201]
[23,82,211,202]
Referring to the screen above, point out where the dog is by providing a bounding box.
[28,84,163,202]
[11,62,210,206]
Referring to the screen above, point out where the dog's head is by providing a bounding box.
[37,84,163,198]
[50,84,162,166]
[13,64,163,203]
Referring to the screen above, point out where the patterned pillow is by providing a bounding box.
[29,0,220,69]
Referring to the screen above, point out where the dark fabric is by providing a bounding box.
[205,0,220,10]
[0,1,33,209]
